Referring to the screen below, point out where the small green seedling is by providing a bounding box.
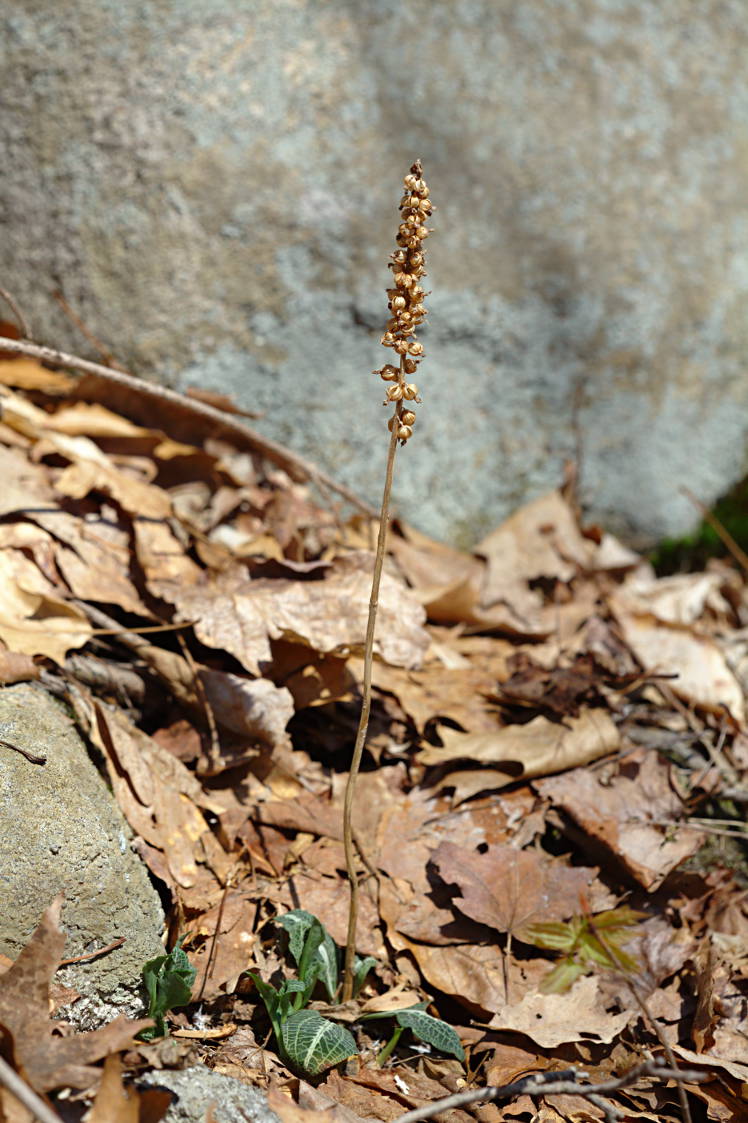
[139,937,197,1040]
[523,905,645,994]
[250,909,463,1076]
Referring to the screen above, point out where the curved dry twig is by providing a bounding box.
[0,337,376,517]
[390,1060,708,1123]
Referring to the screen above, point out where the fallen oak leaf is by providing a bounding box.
[431,842,599,939]
[0,898,150,1093]
[417,709,619,786]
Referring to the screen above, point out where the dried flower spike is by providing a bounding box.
[380,159,432,444]
[343,160,435,1002]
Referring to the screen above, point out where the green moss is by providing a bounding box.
[651,476,748,575]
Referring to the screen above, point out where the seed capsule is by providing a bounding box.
[404,173,419,189]
[386,383,404,401]
[408,341,424,356]
[381,331,395,346]
[378,364,398,381]
[391,295,407,311]
[403,358,417,374]
[401,410,416,425]
[397,425,413,441]
[394,339,409,354]
[409,252,423,268]
[404,383,419,399]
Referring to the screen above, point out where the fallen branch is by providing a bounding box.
[390,1060,707,1123]
[0,337,376,517]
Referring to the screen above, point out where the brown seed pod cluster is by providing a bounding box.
[374,159,432,444]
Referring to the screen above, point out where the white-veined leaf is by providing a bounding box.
[279,1009,356,1076]
[278,909,317,964]
[393,1007,465,1061]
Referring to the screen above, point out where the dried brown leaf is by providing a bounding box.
[88,1053,171,1123]
[0,446,55,516]
[0,358,74,393]
[200,669,294,748]
[169,553,429,675]
[432,842,599,937]
[0,899,149,1092]
[537,748,704,889]
[488,974,632,1047]
[612,601,745,722]
[0,549,91,660]
[418,709,619,785]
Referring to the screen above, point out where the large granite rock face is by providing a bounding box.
[3,1,747,546]
[0,684,165,1026]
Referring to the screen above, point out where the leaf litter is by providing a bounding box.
[0,359,747,1121]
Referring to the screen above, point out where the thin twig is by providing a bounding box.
[58,937,126,966]
[0,738,46,764]
[586,912,693,1123]
[342,418,399,1000]
[0,1055,64,1123]
[0,287,32,340]
[52,289,128,370]
[681,486,748,574]
[0,337,376,517]
[390,1060,706,1123]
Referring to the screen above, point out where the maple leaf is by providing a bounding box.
[0,898,150,1092]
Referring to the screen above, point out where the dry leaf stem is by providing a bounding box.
[342,160,433,999]
[389,1059,704,1123]
[342,413,400,999]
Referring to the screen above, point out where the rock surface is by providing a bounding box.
[0,683,164,1025]
[3,1,748,546]
[140,1066,278,1123]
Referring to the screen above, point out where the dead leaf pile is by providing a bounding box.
[0,354,747,1122]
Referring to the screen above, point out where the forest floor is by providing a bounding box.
[0,344,746,1123]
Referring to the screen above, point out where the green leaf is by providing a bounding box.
[352,955,377,998]
[590,906,646,931]
[279,910,339,999]
[278,910,317,965]
[312,928,340,1001]
[392,1007,465,1061]
[539,958,587,994]
[522,921,579,952]
[249,972,282,1033]
[139,938,196,1041]
[361,1001,428,1024]
[279,1009,357,1076]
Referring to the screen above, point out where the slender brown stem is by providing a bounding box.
[624,979,693,1123]
[342,413,400,1000]
[590,918,693,1123]
[0,286,32,339]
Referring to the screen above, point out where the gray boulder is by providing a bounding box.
[0,683,165,1026]
[140,1066,278,1123]
[2,1,747,546]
